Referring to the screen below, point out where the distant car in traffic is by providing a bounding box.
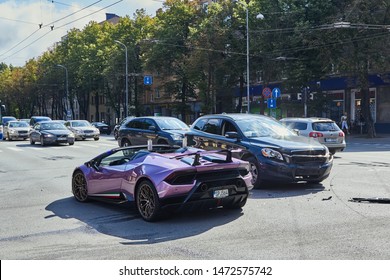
[1,116,17,126]
[3,120,31,141]
[65,120,100,141]
[280,117,346,154]
[91,122,111,135]
[186,113,333,188]
[29,116,52,127]
[71,144,252,222]
[117,116,189,147]
[29,121,75,146]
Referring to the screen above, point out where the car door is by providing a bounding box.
[30,123,41,141]
[87,151,135,194]
[140,118,159,145]
[125,118,145,145]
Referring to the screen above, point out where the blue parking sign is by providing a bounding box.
[144,75,153,85]
[267,98,277,108]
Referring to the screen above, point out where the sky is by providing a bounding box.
[0,0,164,66]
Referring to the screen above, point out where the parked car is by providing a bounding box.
[91,122,111,135]
[113,116,135,140]
[18,118,30,124]
[71,144,252,221]
[1,116,17,126]
[280,117,346,154]
[29,116,52,127]
[117,116,189,147]
[29,121,75,146]
[186,113,333,188]
[3,120,31,140]
[65,120,100,141]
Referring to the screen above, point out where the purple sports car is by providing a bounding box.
[72,145,253,221]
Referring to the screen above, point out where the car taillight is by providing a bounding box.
[309,131,324,138]
[339,131,345,137]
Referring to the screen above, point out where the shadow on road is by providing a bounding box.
[249,182,326,199]
[45,197,243,245]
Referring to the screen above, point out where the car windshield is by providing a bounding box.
[9,121,29,128]
[236,117,294,138]
[155,118,189,130]
[71,121,91,127]
[41,123,67,130]
[312,122,339,131]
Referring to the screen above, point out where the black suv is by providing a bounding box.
[186,113,333,188]
[117,116,189,147]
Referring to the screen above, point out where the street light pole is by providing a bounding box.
[246,6,250,113]
[245,1,264,114]
[114,40,129,118]
[56,64,70,119]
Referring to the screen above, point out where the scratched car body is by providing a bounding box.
[72,145,253,222]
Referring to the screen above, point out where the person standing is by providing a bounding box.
[341,112,349,134]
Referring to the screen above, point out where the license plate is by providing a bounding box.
[58,137,66,141]
[325,138,337,142]
[213,189,229,198]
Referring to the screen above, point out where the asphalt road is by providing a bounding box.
[1,134,390,260]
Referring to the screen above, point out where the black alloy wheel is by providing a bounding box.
[136,180,161,222]
[72,171,89,202]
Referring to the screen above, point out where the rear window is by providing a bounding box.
[283,121,308,131]
[312,122,339,131]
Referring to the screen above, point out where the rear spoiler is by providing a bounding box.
[172,149,241,166]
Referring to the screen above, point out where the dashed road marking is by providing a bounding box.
[7,147,23,152]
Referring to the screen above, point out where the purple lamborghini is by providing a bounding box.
[72,145,253,222]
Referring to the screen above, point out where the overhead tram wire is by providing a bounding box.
[0,0,123,64]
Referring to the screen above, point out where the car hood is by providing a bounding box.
[248,134,327,152]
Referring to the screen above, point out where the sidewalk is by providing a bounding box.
[346,133,390,144]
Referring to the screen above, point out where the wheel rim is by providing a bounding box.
[137,184,156,219]
[123,140,130,147]
[72,172,88,201]
[249,162,258,185]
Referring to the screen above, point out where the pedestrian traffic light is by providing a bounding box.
[297,93,302,100]
[309,93,314,100]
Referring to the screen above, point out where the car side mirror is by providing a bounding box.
[293,129,300,136]
[225,131,240,140]
[148,125,156,131]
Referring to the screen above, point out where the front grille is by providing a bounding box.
[18,130,28,134]
[85,130,94,133]
[286,149,329,165]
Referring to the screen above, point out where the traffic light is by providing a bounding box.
[309,93,314,100]
[297,93,302,100]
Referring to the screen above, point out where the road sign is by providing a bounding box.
[272,87,281,98]
[144,75,153,85]
[262,87,272,98]
[267,98,277,109]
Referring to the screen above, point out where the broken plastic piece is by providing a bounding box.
[349,197,390,204]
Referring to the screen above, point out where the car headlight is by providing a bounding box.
[261,148,284,161]
[9,129,16,134]
[43,133,55,138]
[69,133,75,138]
[172,134,183,140]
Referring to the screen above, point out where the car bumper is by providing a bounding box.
[257,156,333,183]
[9,132,29,139]
[75,133,99,139]
[43,137,75,145]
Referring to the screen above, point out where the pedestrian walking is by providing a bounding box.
[341,112,349,134]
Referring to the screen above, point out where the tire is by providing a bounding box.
[72,171,89,202]
[136,180,162,222]
[69,142,74,146]
[94,137,99,141]
[30,137,35,145]
[40,136,45,146]
[245,156,262,189]
[121,139,131,147]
